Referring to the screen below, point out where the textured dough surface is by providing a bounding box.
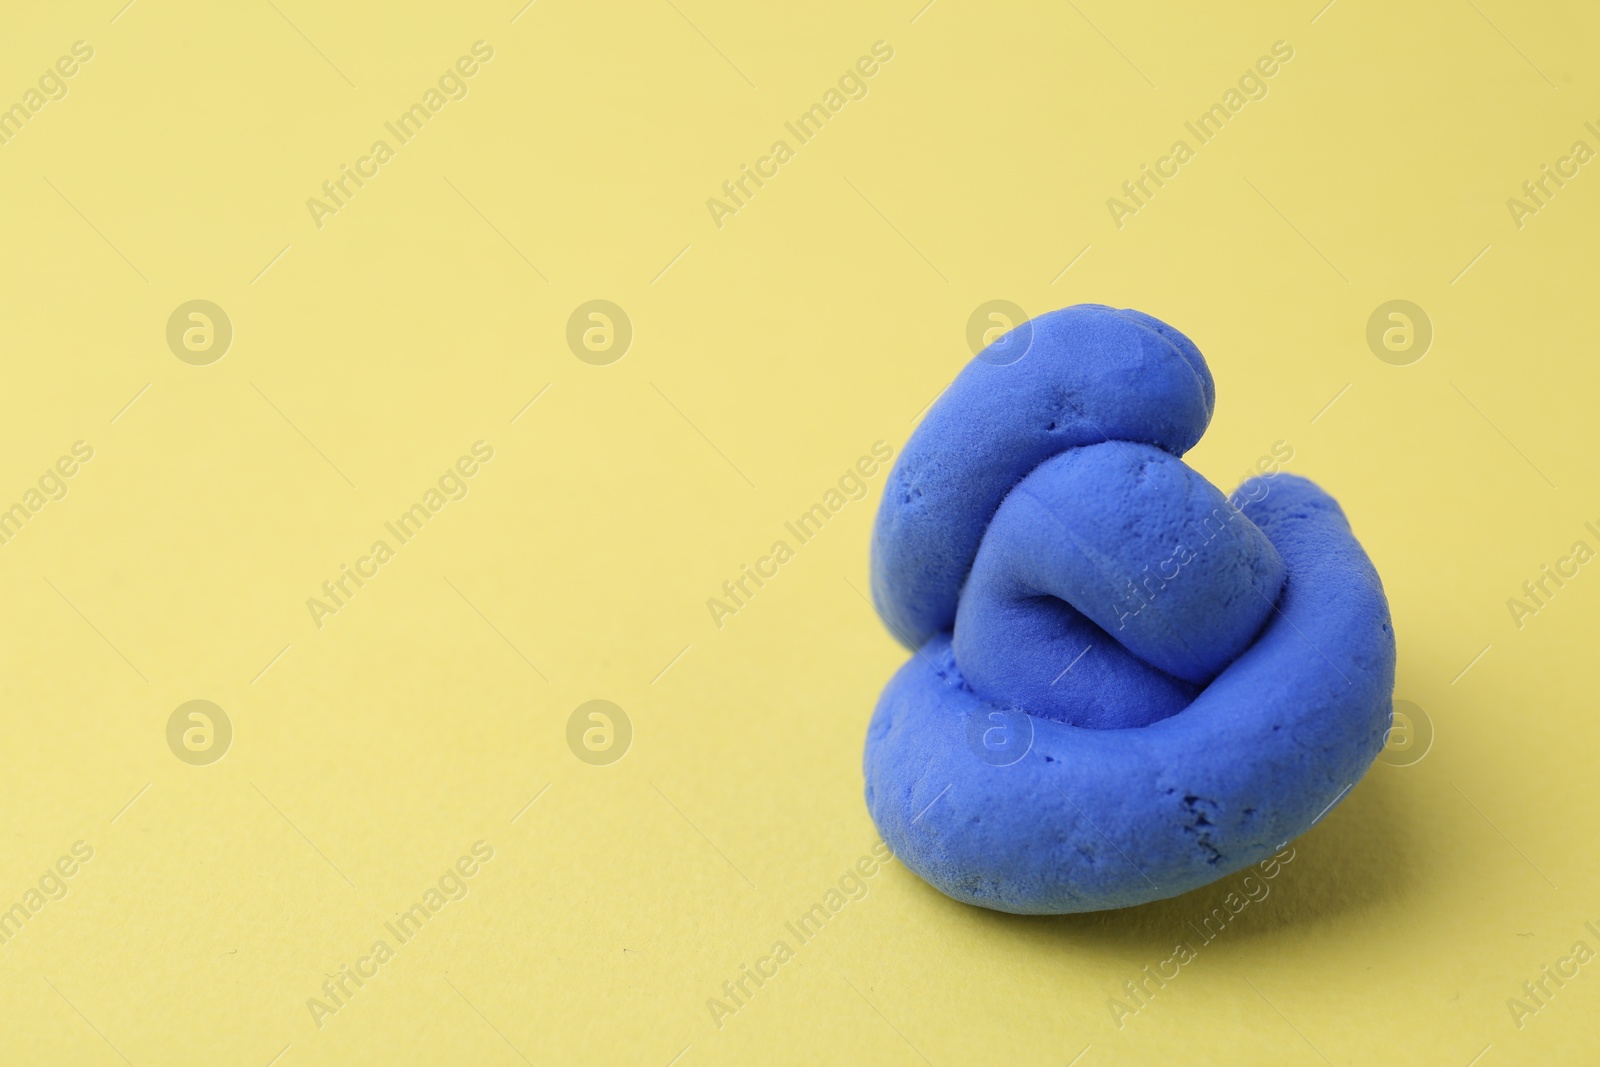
[863,305,1396,914]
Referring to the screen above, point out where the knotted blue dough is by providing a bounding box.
[863,305,1396,914]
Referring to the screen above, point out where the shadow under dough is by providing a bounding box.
[887,767,1420,961]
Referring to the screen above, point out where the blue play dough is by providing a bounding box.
[864,305,1396,914]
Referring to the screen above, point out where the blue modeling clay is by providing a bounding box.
[864,304,1396,914]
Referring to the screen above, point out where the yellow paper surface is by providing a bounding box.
[0,2,1594,1064]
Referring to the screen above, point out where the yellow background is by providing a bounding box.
[0,1,1595,1064]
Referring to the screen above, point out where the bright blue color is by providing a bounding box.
[864,305,1396,914]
